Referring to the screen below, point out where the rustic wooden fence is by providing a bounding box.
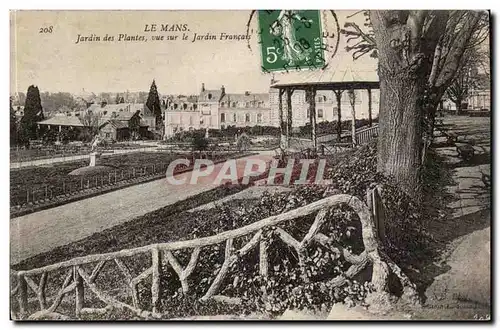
[10,188,417,320]
[354,125,379,146]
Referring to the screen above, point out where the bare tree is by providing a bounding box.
[445,46,489,113]
[80,110,104,141]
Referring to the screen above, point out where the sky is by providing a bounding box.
[10,10,375,96]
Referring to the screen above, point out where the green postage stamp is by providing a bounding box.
[258,10,325,72]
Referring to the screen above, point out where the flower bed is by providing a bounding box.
[10,151,248,216]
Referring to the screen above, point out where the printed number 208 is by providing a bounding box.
[39,26,53,33]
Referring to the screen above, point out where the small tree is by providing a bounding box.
[236,133,251,152]
[80,110,104,142]
[192,132,209,152]
[10,97,17,146]
[19,85,44,145]
[115,94,125,104]
[446,47,488,112]
[146,80,162,127]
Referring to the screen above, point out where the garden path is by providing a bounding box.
[10,153,275,265]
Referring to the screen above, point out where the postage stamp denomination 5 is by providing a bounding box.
[258,10,325,72]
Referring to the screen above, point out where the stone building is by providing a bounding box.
[164,84,271,138]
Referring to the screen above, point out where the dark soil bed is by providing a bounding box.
[10,151,242,207]
[12,184,252,271]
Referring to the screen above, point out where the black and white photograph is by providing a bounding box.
[8,9,492,321]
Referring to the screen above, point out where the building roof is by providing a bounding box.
[200,89,224,102]
[221,107,271,112]
[104,111,137,121]
[88,103,143,115]
[102,119,129,129]
[38,116,85,127]
[221,93,269,103]
[270,61,380,90]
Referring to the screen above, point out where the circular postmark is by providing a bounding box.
[245,10,340,73]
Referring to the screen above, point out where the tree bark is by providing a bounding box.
[377,71,425,196]
[370,10,447,197]
[368,89,373,127]
[335,90,342,142]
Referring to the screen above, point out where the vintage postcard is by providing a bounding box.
[9,10,491,321]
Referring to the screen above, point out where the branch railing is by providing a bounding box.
[354,125,379,146]
[10,189,417,320]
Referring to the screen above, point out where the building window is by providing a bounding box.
[105,133,111,138]
[221,113,226,123]
[245,113,251,122]
[233,113,237,122]
[220,102,225,108]
[306,108,310,118]
[208,93,212,100]
[318,109,324,118]
[232,102,237,108]
[257,113,262,123]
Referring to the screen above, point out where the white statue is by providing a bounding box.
[91,135,101,152]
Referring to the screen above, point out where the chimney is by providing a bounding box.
[201,83,205,92]
[221,85,225,95]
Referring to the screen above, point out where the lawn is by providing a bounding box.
[10,151,226,207]
[10,142,155,162]
[12,184,254,271]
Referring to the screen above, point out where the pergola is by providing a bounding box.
[270,64,380,150]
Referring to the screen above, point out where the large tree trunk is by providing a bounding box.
[422,87,446,143]
[370,10,446,197]
[377,71,425,196]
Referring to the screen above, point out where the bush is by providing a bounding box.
[324,141,439,269]
[192,133,209,151]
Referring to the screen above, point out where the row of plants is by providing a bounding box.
[10,151,246,215]
[11,141,159,162]
[293,117,379,139]
[164,118,380,145]
[10,152,180,207]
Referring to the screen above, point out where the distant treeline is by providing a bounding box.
[12,91,152,113]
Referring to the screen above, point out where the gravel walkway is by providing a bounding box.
[424,115,491,314]
[10,153,274,265]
